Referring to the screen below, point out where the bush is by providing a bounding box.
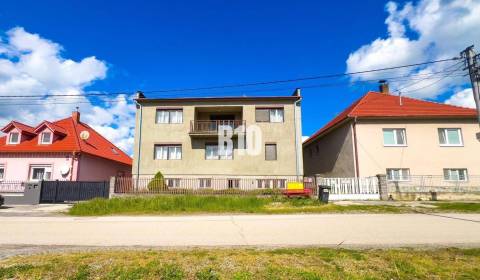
[148,172,166,192]
[195,267,219,280]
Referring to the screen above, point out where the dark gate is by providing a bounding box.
[40,180,109,203]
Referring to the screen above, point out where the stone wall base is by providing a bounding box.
[389,192,480,201]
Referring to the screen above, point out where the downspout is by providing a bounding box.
[293,97,301,181]
[135,99,143,189]
[352,117,360,178]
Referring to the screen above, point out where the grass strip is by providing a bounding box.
[1,248,479,279]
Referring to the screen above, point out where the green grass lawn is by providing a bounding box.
[426,202,480,213]
[1,248,479,279]
[68,195,409,216]
[68,195,480,216]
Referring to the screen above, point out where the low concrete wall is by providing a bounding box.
[3,183,41,205]
[389,191,480,201]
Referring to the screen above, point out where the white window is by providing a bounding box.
[29,165,52,181]
[199,178,211,188]
[205,144,233,160]
[40,131,52,144]
[443,169,468,181]
[386,168,410,181]
[383,128,406,146]
[8,132,20,144]
[255,108,284,123]
[165,178,181,188]
[156,109,183,124]
[270,108,284,123]
[0,165,4,181]
[438,128,463,146]
[154,145,182,160]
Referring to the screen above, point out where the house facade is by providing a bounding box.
[303,90,480,181]
[0,111,132,183]
[132,91,303,188]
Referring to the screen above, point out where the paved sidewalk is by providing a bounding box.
[0,204,71,217]
[1,213,479,248]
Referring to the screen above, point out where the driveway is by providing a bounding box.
[0,213,479,248]
[0,204,71,217]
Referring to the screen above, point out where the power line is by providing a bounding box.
[0,57,460,99]
[0,71,467,106]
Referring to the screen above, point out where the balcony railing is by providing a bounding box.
[190,120,246,135]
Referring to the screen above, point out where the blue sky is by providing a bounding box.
[0,0,477,153]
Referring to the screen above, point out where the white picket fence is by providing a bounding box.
[317,176,380,200]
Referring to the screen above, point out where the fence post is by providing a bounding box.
[376,174,388,200]
[109,176,116,198]
[53,180,59,203]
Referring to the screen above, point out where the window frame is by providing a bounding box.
[39,131,53,144]
[7,132,20,144]
[255,108,284,123]
[199,178,212,188]
[205,143,233,160]
[443,168,468,182]
[265,143,277,161]
[165,178,181,188]
[382,128,407,147]
[0,164,5,181]
[154,144,182,160]
[438,128,463,147]
[155,108,183,124]
[386,168,411,181]
[28,165,52,181]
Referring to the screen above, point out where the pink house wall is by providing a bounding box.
[0,152,131,182]
[76,153,131,181]
[0,153,73,181]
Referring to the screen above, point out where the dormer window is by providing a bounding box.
[40,131,52,144]
[8,132,20,144]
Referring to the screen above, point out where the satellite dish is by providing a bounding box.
[79,130,90,140]
[60,165,70,176]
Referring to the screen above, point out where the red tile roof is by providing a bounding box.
[304,91,477,146]
[34,121,68,135]
[1,121,36,135]
[0,116,132,166]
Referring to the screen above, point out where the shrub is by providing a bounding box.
[195,267,219,280]
[148,172,166,192]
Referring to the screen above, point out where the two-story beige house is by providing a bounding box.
[303,88,480,182]
[132,91,303,188]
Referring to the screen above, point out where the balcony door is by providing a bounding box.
[210,115,235,131]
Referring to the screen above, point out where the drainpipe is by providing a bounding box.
[135,91,144,189]
[352,117,360,178]
[292,89,301,181]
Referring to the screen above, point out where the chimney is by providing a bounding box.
[72,109,80,123]
[135,90,145,99]
[292,88,301,97]
[379,80,389,94]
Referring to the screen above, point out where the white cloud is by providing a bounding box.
[302,136,309,143]
[0,27,135,155]
[445,88,476,108]
[346,0,480,99]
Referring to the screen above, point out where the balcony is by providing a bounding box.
[190,120,246,137]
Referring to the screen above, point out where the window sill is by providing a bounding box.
[439,144,464,147]
[383,145,408,147]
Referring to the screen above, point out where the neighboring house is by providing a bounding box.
[132,91,303,187]
[0,111,132,182]
[303,87,480,181]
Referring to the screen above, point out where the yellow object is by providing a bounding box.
[287,182,304,190]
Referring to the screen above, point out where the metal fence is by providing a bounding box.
[0,180,26,193]
[114,175,313,195]
[316,176,380,200]
[40,180,109,203]
[387,175,480,193]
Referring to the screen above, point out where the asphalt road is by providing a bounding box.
[1,213,479,248]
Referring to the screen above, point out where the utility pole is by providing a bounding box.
[461,46,480,128]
